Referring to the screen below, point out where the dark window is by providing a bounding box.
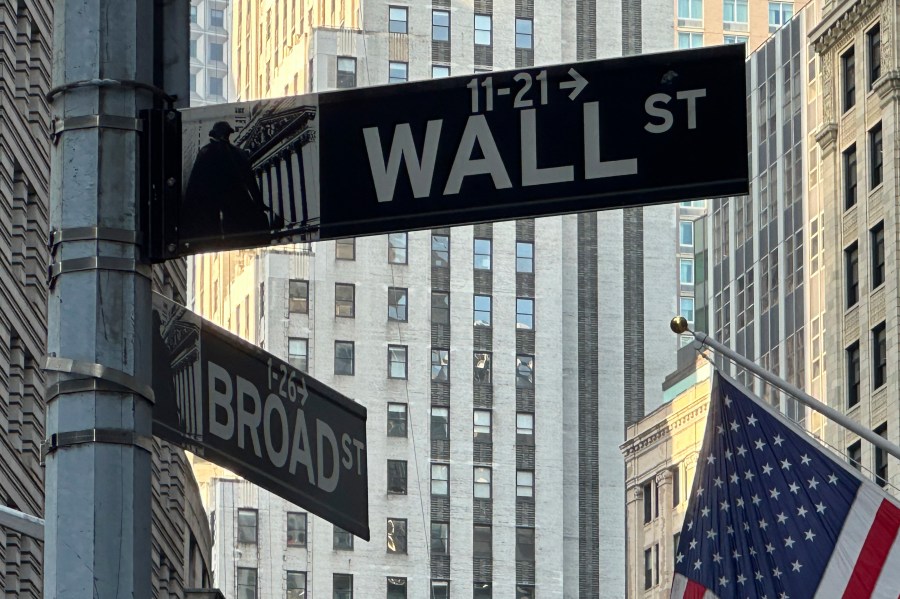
[474,295,491,327]
[388,345,408,379]
[672,467,680,506]
[642,481,653,524]
[431,582,449,599]
[289,280,309,313]
[474,352,492,383]
[287,571,306,599]
[515,528,535,561]
[431,349,449,382]
[871,122,883,187]
[388,232,408,264]
[337,57,357,88]
[386,577,407,599]
[387,403,408,437]
[431,234,449,267]
[516,355,534,388]
[208,76,224,96]
[209,41,224,62]
[386,518,407,553]
[431,407,449,440]
[644,548,653,589]
[842,47,856,111]
[238,509,258,544]
[848,440,862,470]
[210,8,225,27]
[473,584,492,599]
[673,533,681,568]
[432,10,449,41]
[335,283,355,317]
[516,585,535,599]
[387,460,407,494]
[388,287,408,322]
[334,527,354,550]
[875,423,888,487]
[873,322,887,389]
[237,567,258,599]
[844,144,857,209]
[431,522,449,554]
[872,221,885,288]
[516,241,534,272]
[847,342,861,408]
[432,292,450,324]
[334,341,354,375]
[333,574,353,599]
[336,238,355,259]
[869,24,881,89]
[474,238,492,269]
[389,6,408,33]
[846,242,859,308]
[516,298,534,329]
[473,525,492,558]
[287,512,307,547]
[190,5,197,23]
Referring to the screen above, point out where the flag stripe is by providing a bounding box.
[842,499,900,599]
[671,574,719,599]
[870,525,900,599]
[684,579,707,599]
[814,484,883,599]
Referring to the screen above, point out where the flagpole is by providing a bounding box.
[671,316,900,463]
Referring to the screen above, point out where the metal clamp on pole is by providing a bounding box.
[50,115,144,144]
[47,256,152,288]
[43,356,155,404]
[41,428,155,464]
[49,226,141,249]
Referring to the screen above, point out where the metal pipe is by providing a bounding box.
[670,316,900,463]
[0,505,43,540]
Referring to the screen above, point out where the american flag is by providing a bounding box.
[671,373,900,599]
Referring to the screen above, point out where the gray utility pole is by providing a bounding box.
[45,0,155,596]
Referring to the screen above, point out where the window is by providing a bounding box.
[678,0,702,19]
[190,5,197,23]
[387,403,408,437]
[386,518,407,554]
[642,481,654,523]
[333,574,353,599]
[768,1,793,29]
[516,412,534,444]
[871,122,883,187]
[387,577,407,599]
[842,47,856,111]
[389,61,408,83]
[847,342,861,408]
[722,0,748,23]
[334,528,354,550]
[679,258,694,285]
[287,512,307,547]
[431,349,449,382]
[678,32,703,48]
[516,470,534,497]
[286,571,306,599]
[433,10,449,41]
[474,14,492,46]
[723,35,748,44]
[336,238,355,260]
[431,523,449,554]
[474,467,492,498]
[337,57,357,89]
[335,283,355,317]
[844,144,858,209]
[845,242,859,308]
[872,221,885,288]
[680,199,707,208]
[515,18,533,49]
[209,42,224,62]
[189,38,198,58]
[334,341,355,375]
[875,423,888,487]
[432,234,449,267]
[473,525,492,558]
[238,509,258,543]
[388,345,408,379]
[432,292,450,324]
[288,338,308,372]
[474,583,491,598]
[209,76,224,96]
[389,6,408,33]
[289,280,309,313]
[474,238,492,269]
[516,241,534,272]
[516,586,535,599]
[516,355,534,388]
[848,440,862,470]
[387,460,407,495]
[431,464,449,495]
[474,352,492,383]
[673,533,682,567]
[516,298,534,329]
[238,567,258,599]
[515,528,535,561]
[873,322,887,389]
[433,65,450,78]
[473,410,491,442]
[644,547,653,589]
[431,407,449,440]
[388,287,408,322]
[388,232,408,264]
[190,73,197,92]
[679,221,694,246]
[869,24,882,89]
[672,467,680,506]
[474,295,492,327]
[210,8,225,27]
[680,297,695,325]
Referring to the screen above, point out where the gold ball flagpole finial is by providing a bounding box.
[670,315,689,335]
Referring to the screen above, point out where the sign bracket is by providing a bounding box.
[44,356,155,403]
[40,428,155,464]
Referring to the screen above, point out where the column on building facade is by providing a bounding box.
[626,484,645,597]
[654,468,673,589]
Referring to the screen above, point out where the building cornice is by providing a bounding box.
[620,401,709,458]
[811,0,881,53]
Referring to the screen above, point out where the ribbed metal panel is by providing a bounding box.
[516,387,535,412]
[473,498,493,523]
[431,439,450,461]
[474,44,493,69]
[431,555,451,578]
[516,329,535,355]
[473,270,493,294]
[431,495,450,521]
[432,40,451,63]
[474,327,492,350]
[431,382,450,404]
[515,48,534,68]
[516,497,536,527]
[473,557,493,581]
[388,32,409,62]
[516,560,536,585]
[473,384,493,408]
[473,442,493,464]
[516,444,535,470]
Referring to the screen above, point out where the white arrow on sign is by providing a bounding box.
[298,375,308,406]
[559,68,588,100]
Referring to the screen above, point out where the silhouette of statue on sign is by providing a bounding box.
[181,121,272,241]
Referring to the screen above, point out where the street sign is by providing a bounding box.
[164,45,747,258]
[150,293,369,540]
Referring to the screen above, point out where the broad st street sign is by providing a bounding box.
[166,44,747,257]
[150,293,370,540]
